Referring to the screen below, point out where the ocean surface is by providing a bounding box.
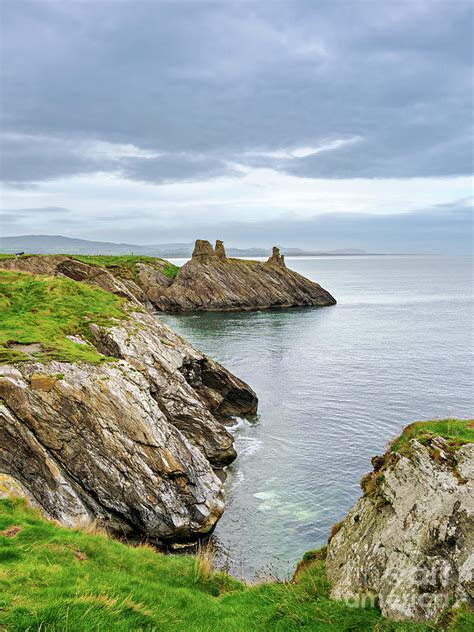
[159,255,473,580]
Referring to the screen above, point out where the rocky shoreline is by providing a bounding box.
[0,274,257,542]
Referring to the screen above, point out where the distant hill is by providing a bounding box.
[0,234,367,258]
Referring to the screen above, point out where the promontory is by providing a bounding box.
[0,240,336,312]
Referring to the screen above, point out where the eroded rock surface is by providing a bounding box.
[0,308,257,541]
[326,437,474,621]
[154,240,336,312]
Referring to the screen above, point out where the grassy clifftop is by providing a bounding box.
[0,269,128,364]
[0,254,180,280]
[390,419,474,453]
[2,498,470,631]
[73,254,180,280]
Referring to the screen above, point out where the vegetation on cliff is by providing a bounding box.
[0,253,180,280]
[3,498,471,631]
[327,419,473,623]
[73,254,180,280]
[0,269,129,364]
[390,419,474,454]
[0,243,337,312]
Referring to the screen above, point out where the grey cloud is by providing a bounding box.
[1,206,71,225]
[4,206,70,214]
[0,0,472,184]
[0,134,109,183]
[122,155,237,185]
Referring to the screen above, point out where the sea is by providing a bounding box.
[159,255,473,580]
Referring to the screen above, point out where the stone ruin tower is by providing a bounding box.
[266,246,286,268]
[191,239,227,262]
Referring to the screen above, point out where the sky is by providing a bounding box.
[0,0,472,253]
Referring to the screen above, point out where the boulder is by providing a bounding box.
[191,239,217,262]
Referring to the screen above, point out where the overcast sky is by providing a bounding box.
[0,0,472,252]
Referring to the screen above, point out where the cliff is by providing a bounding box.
[153,240,336,312]
[326,420,474,622]
[0,241,336,312]
[0,270,257,542]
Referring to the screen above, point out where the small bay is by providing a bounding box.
[159,255,473,579]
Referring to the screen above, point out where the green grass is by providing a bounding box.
[390,419,474,454]
[0,269,128,364]
[0,254,180,280]
[2,498,470,631]
[73,255,180,280]
[0,254,31,260]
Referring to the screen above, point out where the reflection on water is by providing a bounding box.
[159,256,473,579]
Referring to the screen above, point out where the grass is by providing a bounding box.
[72,255,180,280]
[0,269,128,364]
[360,419,473,497]
[0,254,180,280]
[2,499,471,631]
[390,419,474,454]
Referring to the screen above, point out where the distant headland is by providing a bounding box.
[0,234,368,258]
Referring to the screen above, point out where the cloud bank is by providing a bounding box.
[0,0,472,251]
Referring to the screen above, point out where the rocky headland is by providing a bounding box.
[0,239,336,312]
[325,420,474,621]
[0,269,257,543]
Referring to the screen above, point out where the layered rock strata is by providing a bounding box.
[0,307,257,542]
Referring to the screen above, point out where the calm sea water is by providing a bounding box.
[159,255,473,579]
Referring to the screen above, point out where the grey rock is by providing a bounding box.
[153,240,336,312]
[0,308,257,541]
[326,438,474,621]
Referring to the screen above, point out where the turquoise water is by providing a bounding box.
[159,255,473,579]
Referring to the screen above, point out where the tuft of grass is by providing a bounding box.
[0,498,470,630]
[73,254,180,280]
[390,419,474,454]
[0,269,128,365]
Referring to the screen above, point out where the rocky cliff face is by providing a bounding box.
[326,435,474,621]
[0,242,336,312]
[0,306,257,542]
[154,240,336,312]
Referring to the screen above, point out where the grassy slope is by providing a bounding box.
[72,254,180,280]
[0,254,180,280]
[0,269,128,364]
[3,499,470,632]
[390,419,474,453]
